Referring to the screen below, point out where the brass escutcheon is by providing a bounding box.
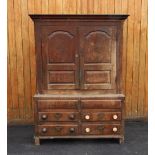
[54,113,62,120]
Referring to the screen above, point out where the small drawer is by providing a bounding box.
[81,100,121,109]
[82,112,121,122]
[82,124,121,135]
[38,124,78,136]
[38,112,79,122]
[37,99,78,111]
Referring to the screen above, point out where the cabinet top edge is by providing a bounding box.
[29,14,129,21]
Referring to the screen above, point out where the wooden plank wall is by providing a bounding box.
[7,0,148,124]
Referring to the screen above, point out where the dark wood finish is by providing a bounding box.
[41,25,79,90]
[81,100,122,109]
[79,25,117,90]
[38,124,79,136]
[30,15,128,145]
[81,123,121,135]
[37,99,79,110]
[38,112,79,122]
[30,14,129,20]
[81,111,121,122]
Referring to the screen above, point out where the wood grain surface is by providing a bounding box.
[7,0,148,124]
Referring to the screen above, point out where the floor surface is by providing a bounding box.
[8,121,148,155]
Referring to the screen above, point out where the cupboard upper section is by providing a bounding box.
[30,15,128,93]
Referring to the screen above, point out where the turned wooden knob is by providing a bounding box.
[42,128,47,133]
[85,115,90,120]
[69,127,75,133]
[113,127,118,132]
[75,54,79,58]
[113,114,118,120]
[85,128,90,133]
[41,114,48,120]
[69,114,75,120]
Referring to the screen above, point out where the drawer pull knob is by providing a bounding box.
[113,115,118,120]
[113,127,118,132]
[69,114,75,120]
[75,54,79,58]
[41,114,48,120]
[85,115,90,120]
[69,127,75,133]
[42,128,47,133]
[85,128,90,133]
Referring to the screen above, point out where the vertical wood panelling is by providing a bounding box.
[87,0,94,14]
[41,0,49,14]
[55,0,63,14]
[81,0,87,14]
[114,0,122,14]
[8,0,19,121]
[125,0,135,118]
[94,0,99,14]
[14,0,25,119]
[68,0,76,14]
[131,0,141,117]
[144,0,148,118]
[34,0,42,14]
[28,0,36,122]
[107,0,115,14]
[139,0,148,118]
[7,0,148,124]
[121,0,128,94]
[21,0,32,119]
[7,24,13,119]
[101,0,108,14]
[62,0,69,14]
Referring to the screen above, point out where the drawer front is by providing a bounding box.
[38,100,78,111]
[81,112,121,122]
[82,124,121,135]
[81,100,121,109]
[39,112,79,122]
[38,124,78,136]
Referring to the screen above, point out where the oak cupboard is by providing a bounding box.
[30,15,128,145]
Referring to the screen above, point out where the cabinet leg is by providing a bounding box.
[34,137,40,145]
[119,137,124,144]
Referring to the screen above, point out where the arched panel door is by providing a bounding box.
[79,26,117,90]
[41,26,79,90]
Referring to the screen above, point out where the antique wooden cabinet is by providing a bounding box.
[30,15,128,145]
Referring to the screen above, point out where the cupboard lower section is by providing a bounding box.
[34,94,125,145]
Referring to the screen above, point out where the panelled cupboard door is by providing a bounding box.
[41,25,79,90]
[40,23,118,91]
[79,25,117,90]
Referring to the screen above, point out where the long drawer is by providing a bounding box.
[81,100,122,109]
[38,111,79,122]
[81,111,121,122]
[81,123,121,135]
[38,124,79,136]
[37,99,79,111]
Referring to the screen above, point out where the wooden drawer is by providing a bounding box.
[81,111,121,122]
[81,124,121,135]
[81,100,121,109]
[38,111,79,122]
[38,124,78,136]
[37,100,78,111]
